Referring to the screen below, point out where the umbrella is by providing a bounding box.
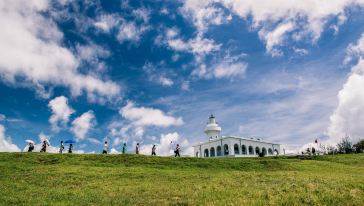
[64,139,76,144]
[25,139,35,144]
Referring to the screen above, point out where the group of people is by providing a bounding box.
[27,140,73,153]
[102,141,181,157]
[27,140,182,157]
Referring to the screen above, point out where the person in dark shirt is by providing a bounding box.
[151,145,156,156]
[68,144,73,153]
[40,140,49,152]
[122,143,127,154]
[175,144,180,157]
[28,143,34,152]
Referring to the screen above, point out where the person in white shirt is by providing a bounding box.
[59,141,65,153]
[103,141,108,154]
[136,143,140,154]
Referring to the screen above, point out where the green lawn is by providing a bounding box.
[0,153,363,205]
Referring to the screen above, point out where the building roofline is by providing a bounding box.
[192,136,281,147]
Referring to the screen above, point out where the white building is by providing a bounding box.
[193,115,281,157]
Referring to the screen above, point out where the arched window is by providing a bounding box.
[248,146,254,155]
[241,145,247,155]
[268,148,273,155]
[204,149,209,157]
[234,144,239,155]
[217,146,222,156]
[223,144,229,155]
[274,149,279,155]
[255,147,260,155]
[210,147,215,157]
[262,147,267,155]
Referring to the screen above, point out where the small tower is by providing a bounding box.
[204,114,221,140]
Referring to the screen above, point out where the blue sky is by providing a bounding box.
[1,0,364,154]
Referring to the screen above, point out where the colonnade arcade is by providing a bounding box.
[203,143,279,157]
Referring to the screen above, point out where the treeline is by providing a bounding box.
[326,137,364,154]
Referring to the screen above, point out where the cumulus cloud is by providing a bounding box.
[0,0,121,101]
[120,102,184,127]
[48,96,75,131]
[181,0,364,56]
[0,124,21,152]
[328,45,364,144]
[139,132,193,156]
[71,111,96,141]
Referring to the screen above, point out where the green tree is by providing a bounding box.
[353,139,364,153]
[337,136,353,154]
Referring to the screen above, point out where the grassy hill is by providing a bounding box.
[0,153,363,205]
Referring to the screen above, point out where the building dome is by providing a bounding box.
[204,114,221,140]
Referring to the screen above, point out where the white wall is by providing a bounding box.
[193,137,280,158]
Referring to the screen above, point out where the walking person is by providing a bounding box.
[122,143,127,154]
[151,145,156,156]
[68,144,73,153]
[40,140,49,152]
[59,141,65,153]
[175,144,180,157]
[28,142,34,152]
[136,143,140,154]
[103,141,108,154]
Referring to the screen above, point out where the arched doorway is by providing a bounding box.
[234,144,239,155]
[248,146,254,155]
[274,149,279,155]
[223,144,229,155]
[262,147,267,156]
[210,147,215,157]
[204,149,209,157]
[217,146,222,156]
[268,148,273,155]
[241,145,247,155]
[255,147,260,155]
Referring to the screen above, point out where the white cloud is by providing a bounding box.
[120,101,184,127]
[117,21,149,43]
[0,114,5,121]
[48,96,75,131]
[87,137,102,145]
[165,29,220,56]
[328,58,364,144]
[142,62,175,87]
[71,111,96,141]
[0,124,21,152]
[181,81,190,91]
[192,54,247,79]
[259,22,295,56]
[139,132,193,156]
[158,76,174,87]
[181,0,364,56]
[110,148,119,154]
[0,0,121,101]
[345,33,364,64]
[94,14,119,33]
